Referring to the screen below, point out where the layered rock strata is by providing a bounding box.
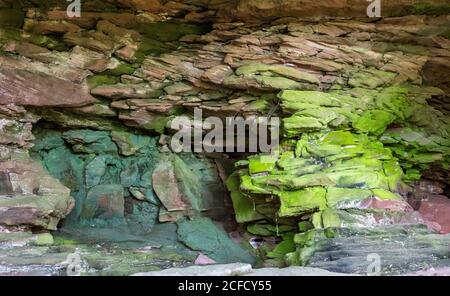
[0,0,449,274]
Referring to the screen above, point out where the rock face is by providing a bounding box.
[133,263,253,276]
[299,225,450,275]
[0,149,73,230]
[133,263,354,276]
[0,0,449,275]
[0,61,96,107]
[177,217,257,264]
[82,185,125,220]
[418,195,450,234]
[134,263,358,276]
[3,1,450,22]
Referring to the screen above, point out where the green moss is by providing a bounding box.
[0,28,66,50]
[140,114,172,134]
[248,155,278,175]
[254,75,310,90]
[0,9,25,29]
[33,233,54,246]
[138,22,211,42]
[53,235,80,246]
[321,209,341,228]
[227,172,266,223]
[245,98,270,112]
[231,191,265,223]
[440,29,450,39]
[298,221,313,232]
[407,3,450,16]
[352,110,396,135]
[267,236,296,259]
[405,169,422,181]
[87,75,120,88]
[326,187,373,209]
[102,63,136,76]
[236,63,319,84]
[134,37,173,62]
[371,189,402,201]
[278,187,327,218]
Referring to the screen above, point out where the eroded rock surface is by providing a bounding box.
[0,148,73,230]
[0,0,449,275]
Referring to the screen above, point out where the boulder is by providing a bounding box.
[133,263,252,276]
[152,159,189,212]
[62,130,118,154]
[293,225,450,275]
[81,184,125,220]
[418,195,450,234]
[0,150,74,230]
[0,57,95,107]
[177,217,257,264]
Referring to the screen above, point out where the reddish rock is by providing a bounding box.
[2,41,51,62]
[23,19,81,35]
[68,46,110,73]
[0,67,96,107]
[91,84,161,100]
[202,65,233,84]
[115,44,139,62]
[418,195,450,234]
[359,196,413,212]
[118,0,162,12]
[152,160,189,212]
[0,151,74,230]
[82,185,125,220]
[222,0,450,21]
[195,253,217,265]
[64,31,115,54]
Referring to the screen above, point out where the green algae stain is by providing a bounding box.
[0,28,66,50]
[87,75,121,88]
[408,3,450,16]
[0,9,25,29]
[102,63,137,76]
[138,22,211,42]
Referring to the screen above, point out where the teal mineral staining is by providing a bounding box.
[177,217,257,265]
[30,126,255,266]
[31,127,159,227]
[63,129,118,154]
